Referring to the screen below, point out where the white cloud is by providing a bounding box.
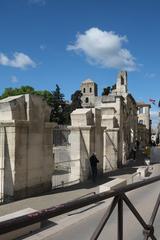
[150,111,159,128]
[145,73,156,79]
[67,28,137,71]
[0,52,36,69]
[40,44,47,51]
[10,76,18,83]
[29,0,46,6]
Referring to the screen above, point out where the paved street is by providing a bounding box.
[151,146,160,163]
[22,147,160,240]
[0,149,147,217]
[0,148,159,240]
[45,182,160,240]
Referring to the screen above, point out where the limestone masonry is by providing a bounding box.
[52,71,151,187]
[0,71,151,201]
[0,94,55,201]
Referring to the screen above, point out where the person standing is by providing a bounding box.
[132,144,136,161]
[136,139,140,150]
[89,152,99,183]
[144,145,151,159]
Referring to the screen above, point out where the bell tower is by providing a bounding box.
[116,71,128,96]
[80,79,98,108]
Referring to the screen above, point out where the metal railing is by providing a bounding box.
[0,175,159,239]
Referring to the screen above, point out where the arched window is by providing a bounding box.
[85,97,89,103]
[83,88,86,93]
[90,87,92,93]
[121,76,124,85]
[139,120,143,124]
[139,107,143,114]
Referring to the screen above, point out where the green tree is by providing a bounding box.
[35,90,52,106]
[0,88,15,99]
[102,86,111,96]
[0,86,35,99]
[18,86,34,94]
[111,84,116,91]
[0,86,53,106]
[49,84,67,124]
[0,85,82,126]
[63,102,72,125]
[70,90,82,111]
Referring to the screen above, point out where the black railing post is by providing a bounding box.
[90,196,119,240]
[0,176,159,236]
[118,197,123,240]
[143,193,160,240]
[148,193,160,226]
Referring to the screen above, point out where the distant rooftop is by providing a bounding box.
[82,79,94,84]
[137,101,151,107]
[0,95,23,103]
[71,108,92,114]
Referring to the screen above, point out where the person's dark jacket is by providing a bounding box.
[90,154,99,168]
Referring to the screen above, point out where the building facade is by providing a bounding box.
[52,71,151,186]
[0,94,55,201]
[78,71,138,173]
[137,102,151,146]
[80,79,98,108]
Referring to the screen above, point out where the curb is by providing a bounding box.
[24,200,110,239]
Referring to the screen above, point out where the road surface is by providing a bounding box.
[34,148,160,240]
[151,146,160,163]
[39,181,160,240]
[22,147,160,240]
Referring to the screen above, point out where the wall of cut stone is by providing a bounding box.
[0,94,55,201]
[69,108,103,182]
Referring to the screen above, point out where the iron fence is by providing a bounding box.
[0,175,159,239]
[53,125,70,146]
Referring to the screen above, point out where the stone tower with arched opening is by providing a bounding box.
[115,71,128,97]
[80,79,98,107]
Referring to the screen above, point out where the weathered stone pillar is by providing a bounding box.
[68,126,81,183]
[70,109,95,182]
[103,128,119,171]
[0,127,5,201]
[0,94,55,200]
[92,108,104,174]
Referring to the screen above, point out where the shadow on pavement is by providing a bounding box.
[68,201,105,216]
[8,150,148,203]
[24,150,147,198]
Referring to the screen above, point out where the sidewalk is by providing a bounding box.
[0,149,146,217]
[0,149,160,239]
[21,150,160,239]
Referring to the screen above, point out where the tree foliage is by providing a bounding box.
[70,90,82,111]
[0,85,83,125]
[0,86,52,106]
[49,88,83,124]
[111,84,116,90]
[49,84,69,124]
[0,86,34,99]
[102,86,111,96]
[35,90,52,106]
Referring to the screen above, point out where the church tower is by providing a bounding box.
[80,79,98,108]
[115,71,128,97]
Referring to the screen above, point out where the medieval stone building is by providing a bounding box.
[0,72,152,199]
[52,71,150,185]
[137,102,151,146]
[77,71,138,172]
[0,94,55,201]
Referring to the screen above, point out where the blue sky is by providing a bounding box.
[0,0,160,126]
